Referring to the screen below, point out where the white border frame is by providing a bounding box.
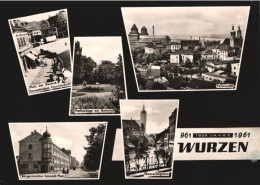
[119,99,180,179]
[8,122,108,180]
[121,6,250,92]
[69,36,128,116]
[8,9,73,96]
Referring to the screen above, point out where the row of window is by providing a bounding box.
[17,37,27,48]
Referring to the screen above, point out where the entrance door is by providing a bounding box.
[41,165,45,173]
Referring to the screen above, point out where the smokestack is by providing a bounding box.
[232,25,234,30]
[190,36,192,40]
[153,25,154,36]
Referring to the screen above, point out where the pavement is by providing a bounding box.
[30,58,53,86]
[32,38,70,55]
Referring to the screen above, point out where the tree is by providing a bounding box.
[110,54,126,113]
[83,124,106,170]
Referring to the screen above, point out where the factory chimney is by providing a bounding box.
[153,25,154,36]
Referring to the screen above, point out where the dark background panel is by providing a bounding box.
[0,1,259,185]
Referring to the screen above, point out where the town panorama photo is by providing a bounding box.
[121,7,250,91]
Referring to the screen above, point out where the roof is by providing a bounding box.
[153,44,166,48]
[209,60,239,65]
[171,51,179,55]
[203,72,234,80]
[151,65,161,70]
[181,40,200,47]
[122,119,140,130]
[217,44,229,51]
[28,22,41,31]
[223,38,243,48]
[180,50,193,55]
[203,50,216,55]
[145,43,154,48]
[19,131,43,142]
[171,42,181,45]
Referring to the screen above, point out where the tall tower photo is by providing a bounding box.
[140,104,147,134]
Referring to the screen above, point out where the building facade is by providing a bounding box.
[18,129,73,174]
[129,24,171,49]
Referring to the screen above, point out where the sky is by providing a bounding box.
[74,37,123,65]
[9,122,106,164]
[120,100,179,134]
[10,9,67,23]
[122,7,250,37]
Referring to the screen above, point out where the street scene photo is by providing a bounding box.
[70,37,126,115]
[121,7,249,91]
[9,9,72,95]
[120,100,179,179]
[9,122,107,180]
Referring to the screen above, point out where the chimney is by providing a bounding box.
[153,25,154,36]
[232,25,234,30]
[190,36,192,40]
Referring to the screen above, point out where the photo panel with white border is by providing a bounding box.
[120,99,179,179]
[9,122,107,180]
[69,36,127,116]
[8,9,72,96]
[121,6,250,92]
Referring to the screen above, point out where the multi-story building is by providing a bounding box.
[128,24,171,49]
[170,42,181,51]
[18,128,73,174]
[170,51,180,64]
[231,62,240,77]
[180,50,194,63]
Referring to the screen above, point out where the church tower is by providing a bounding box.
[140,104,147,134]
[237,25,242,39]
[230,25,236,47]
[129,24,140,49]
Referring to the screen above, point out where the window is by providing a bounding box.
[29,153,32,159]
[28,144,32,149]
[17,38,21,47]
[21,163,28,168]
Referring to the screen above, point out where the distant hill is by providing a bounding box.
[170,33,229,41]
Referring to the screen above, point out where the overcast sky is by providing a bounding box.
[10,9,67,22]
[74,37,123,65]
[9,122,106,164]
[120,100,179,134]
[122,7,250,36]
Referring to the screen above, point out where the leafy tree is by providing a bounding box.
[110,54,126,113]
[83,124,106,170]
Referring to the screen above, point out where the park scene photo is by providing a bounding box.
[70,37,126,115]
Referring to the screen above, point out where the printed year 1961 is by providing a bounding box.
[234,132,250,138]
[180,132,191,138]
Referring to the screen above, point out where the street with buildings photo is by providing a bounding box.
[9,9,72,95]
[9,123,107,180]
[120,100,178,178]
[122,7,249,91]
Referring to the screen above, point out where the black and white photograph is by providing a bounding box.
[8,9,72,95]
[121,7,250,91]
[69,37,127,115]
[9,122,107,180]
[120,100,179,179]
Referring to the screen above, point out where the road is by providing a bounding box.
[30,58,53,85]
[66,168,98,178]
